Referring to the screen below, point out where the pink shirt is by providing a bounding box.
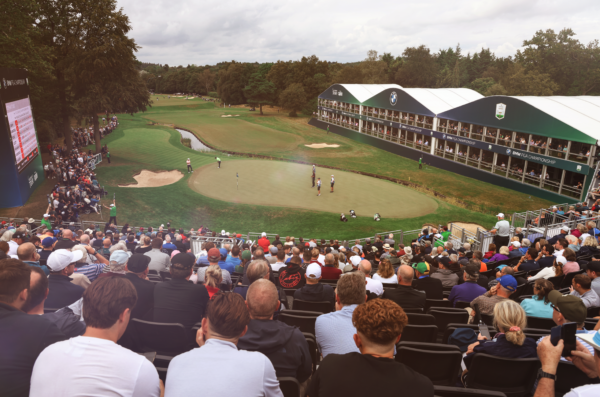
[563,261,580,275]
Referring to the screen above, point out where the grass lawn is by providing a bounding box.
[1,95,555,239]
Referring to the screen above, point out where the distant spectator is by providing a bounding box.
[372,259,397,284]
[412,261,443,299]
[233,260,270,299]
[205,265,223,298]
[431,256,459,287]
[514,247,539,273]
[71,244,109,281]
[30,277,162,396]
[528,255,565,281]
[0,259,66,397]
[489,246,510,262]
[279,256,305,289]
[308,299,433,397]
[124,254,155,321]
[382,265,426,310]
[258,232,270,253]
[358,260,383,297]
[570,274,600,308]
[195,248,232,286]
[471,275,517,317]
[293,263,335,309]
[448,263,487,307]
[270,249,287,272]
[154,253,210,329]
[520,279,554,318]
[225,245,241,272]
[316,272,366,358]
[537,244,555,268]
[587,261,600,296]
[563,248,580,275]
[144,237,170,273]
[238,279,312,385]
[17,242,49,276]
[164,292,282,396]
[135,236,152,254]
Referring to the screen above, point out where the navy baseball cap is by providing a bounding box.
[42,237,57,247]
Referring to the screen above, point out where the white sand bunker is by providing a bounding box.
[119,170,184,188]
[450,222,485,235]
[221,114,240,117]
[304,143,340,149]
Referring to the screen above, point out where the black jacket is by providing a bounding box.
[43,307,86,338]
[413,276,443,299]
[53,238,77,251]
[125,273,155,320]
[383,285,426,309]
[278,264,306,289]
[153,278,209,329]
[237,319,312,382]
[0,303,66,397]
[45,274,85,309]
[293,283,335,309]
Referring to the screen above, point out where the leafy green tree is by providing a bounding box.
[501,63,559,96]
[279,83,306,117]
[395,45,438,87]
[243,73,276,115]
[333,64,364,84]
[361,50,388,84]
[484,83,508,96]
[466,77,496,95]
[217,61,249,105]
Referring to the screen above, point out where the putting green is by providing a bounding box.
[188,159,438,218]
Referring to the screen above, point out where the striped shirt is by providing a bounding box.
[74,263,106,282]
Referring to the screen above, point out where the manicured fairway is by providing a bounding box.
[189,159,438,218]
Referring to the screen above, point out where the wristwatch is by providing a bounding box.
[537,369,557,381]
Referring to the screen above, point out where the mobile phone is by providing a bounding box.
[550,323,577,357]
[478,321,491,339]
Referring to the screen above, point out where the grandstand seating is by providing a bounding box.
[396,342,462,386]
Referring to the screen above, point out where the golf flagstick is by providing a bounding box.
[237,172,239,190]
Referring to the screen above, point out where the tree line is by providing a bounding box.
[140,28,600,116]
[1,0,149,152]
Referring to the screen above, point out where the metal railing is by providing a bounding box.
[188,236,242,255]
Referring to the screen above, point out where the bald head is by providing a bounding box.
[246,279,279,320]
[324,253,335,265]
[62,230,73,240]
[80,234,90,245]
[17,242,37,261]
[103,238,111,248]
[398,265,414,286]
[358,260,372,277]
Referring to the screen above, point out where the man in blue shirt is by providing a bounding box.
[17,243,49,276]
[514,248,540,273]
[448,264,487,307]
[315,272,366,358]
[218,248,233,273]
[225,246,241,273]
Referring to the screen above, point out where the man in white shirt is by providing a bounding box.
[490,213,510,248]
[165,292,283,397]
[358,260,383,296]
[30,277,162,397]
[271,250,287,272]
[8,230,27,256]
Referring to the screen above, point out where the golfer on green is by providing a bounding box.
[419,157,422,169]
[327,125,329,134]
[215,156,221,168]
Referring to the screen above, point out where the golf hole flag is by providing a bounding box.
[496,103,506,120]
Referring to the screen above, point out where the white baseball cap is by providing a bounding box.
[261,232,267,237]
[555,255,567,265]
[47,249,84,272]
[350,256,362,267]
[43,214,50,218]
[562,225,570,232]
[110,204,114,207]
[306,263,322,279]
[109,250,130,265]
[496,213,504,218]
[511,241,521,248]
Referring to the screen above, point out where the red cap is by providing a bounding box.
[236,234,242,238]
[208,248,221,260]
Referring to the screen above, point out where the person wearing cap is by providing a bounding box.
[103,199,117,225]
[154,252,210,330]
[97,250,129,279]
[529,255,567,282]
[382,265,426,310]
[236,250,252,273]
[265,246,279,265]
[30,277,162,397]
[238,279,312,386]
[41,214,52,231]
[508,240,523,258]
[547,225,570,246]
[471,274,517,318]
[535,291,597,362]
[431,257,459,288]
[293,263,336,308]
[258,232,270,253]
[8,229,28,256]
[195,248,233,286]
[570,274,600,308]
[343,255,362,274]
[278,256,306,289]
[0,259,67,397]
[45,249,86,308]
[39,237,57,268]
[490,213,510,248]
[412,262,443,300]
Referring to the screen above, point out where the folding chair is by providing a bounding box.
[402,307,424,313]
[292,299,333,313]
[526,316,555,330]
[466,353,540,397]
[425,299,452,312]
[302,332,320,373]
[429,309,469,333]
[555,360,600,394]
[396,342,462,386]
[455,301,471,309]
[406,313,436,325]
[522,328,549,340]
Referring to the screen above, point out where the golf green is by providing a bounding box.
[188,159,438,218]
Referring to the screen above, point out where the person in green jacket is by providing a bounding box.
[40,214,52,230]
[103,199,117,225]
[106,150,111,164]
[418,157,422,169]
[215,157,221,168]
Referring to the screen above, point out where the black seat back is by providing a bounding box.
[302,332,319,373]
[526,316,555,330]
[406,313,436,325]
[401,325,438,343]
[132,318,191,356]
[396,344,462,386]
[466,353,540,396]
[292,299,333,313]
[425,299,452,312]
[433,385,508,396]
[278,311,320,335]
[429,309,469,332]
[278,377,301,397]
[560,269,584,289]
[555,360,600,393]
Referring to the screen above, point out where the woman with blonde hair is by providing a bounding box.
[489,246,509,262]
[205,264,223,298]
[463,300,537,379]
[373,259,397,284]
[578,235,600,257]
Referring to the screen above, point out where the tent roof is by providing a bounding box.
[337,84,404,103]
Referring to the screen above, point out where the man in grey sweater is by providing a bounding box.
[431,257,459,288]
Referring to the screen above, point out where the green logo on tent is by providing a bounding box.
[496,103,506,120]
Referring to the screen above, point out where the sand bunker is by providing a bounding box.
[119,170,183,188]
[304,143,340,149]
[450,222,485,235]
[221,114,240,117]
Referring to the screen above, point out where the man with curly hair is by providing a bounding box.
[307,299,433,396]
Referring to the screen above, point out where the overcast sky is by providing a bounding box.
[116,0,600,66]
